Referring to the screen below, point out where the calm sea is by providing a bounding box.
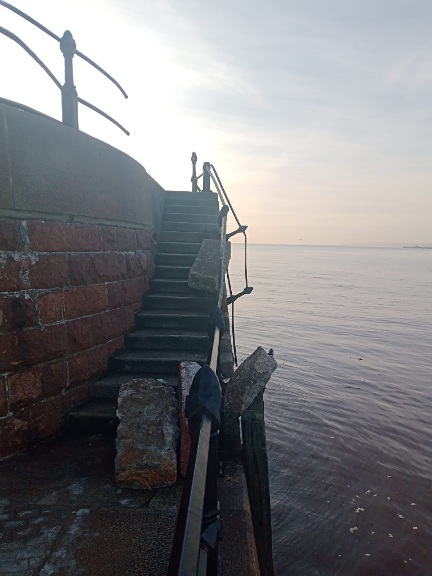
[229,244,432,576]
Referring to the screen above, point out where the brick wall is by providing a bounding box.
[0,218,156,459]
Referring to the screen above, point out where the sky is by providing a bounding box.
[1,0,431,244]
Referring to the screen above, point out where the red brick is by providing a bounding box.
[27,221,67,252]
[1,295,37,330]
[116,227,136,251]
[0,416,28,459]
[67,317,93,353]
[123,304,136,332]
[8,368,43,411]
[17,324,68,366]
[0,219,24,251]
[62,383,88,412]
[66,224,101,252]
[101,226,117,251]
[122,277,147,306]
[68,346,108,389]
[0,376,7,417]
[88,253,126,283]
[0,333,20,372]
[0,255,30,292]
[92,309,128,346]
[43,359,68,398]
[29,397,62,442]
[38,291,64,324]
[147,256,155,278]
[28,254,68,289]
[64,285,108,319]
[107,281,123,309]
[68,254,90,286]
[106,335,124,356]
[126,253,148,279]
[136,230,156,251]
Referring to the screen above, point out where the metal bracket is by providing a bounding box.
[226,225,248,239]
[226,286,254,305]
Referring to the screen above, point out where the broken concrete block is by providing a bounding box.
[188,238,231,292]
[178,361,201,477]
[225,346,277,417]
[115,379,179,490]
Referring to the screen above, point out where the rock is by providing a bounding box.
[178,361,201,477]
[225,346,277,417]
[188,239,231,292]
[115,379,178,490]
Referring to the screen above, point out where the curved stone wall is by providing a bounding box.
[0,104,165,459]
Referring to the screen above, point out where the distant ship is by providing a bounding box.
[403,245,432,249]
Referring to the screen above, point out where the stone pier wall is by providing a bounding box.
[0,103,165,459]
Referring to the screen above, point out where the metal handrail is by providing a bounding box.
[0,1,129,134]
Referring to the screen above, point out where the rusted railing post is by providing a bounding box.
[202,161,211,193]
[191,152,198,193]
[60,30,78,128]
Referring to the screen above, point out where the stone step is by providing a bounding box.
[165,196,218,208]
[155,253,196,267]
[67,399,118,433]
[155,265,190,279]
[165,191,218,200]
[163,213,219,224]
[159,231,209,244]
[142,293,215,311]
[125,329,210,352]
[89,371,178,399]
[151,279,194,294]
[164,204,219,215]
[161,221,219,233]
[158,242,201,254]
[135,310,210,330]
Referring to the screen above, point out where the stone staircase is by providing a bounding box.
[68,190,233,432]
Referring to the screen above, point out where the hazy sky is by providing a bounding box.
[1,0,431,244]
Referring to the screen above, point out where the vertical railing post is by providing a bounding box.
[60,30,79,129]
[202,162,211,193]
[191,152,198,193]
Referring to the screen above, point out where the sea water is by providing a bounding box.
[229,244,432,576]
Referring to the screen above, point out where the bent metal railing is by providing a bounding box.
[0,1,129,134]
[168,158,253,575]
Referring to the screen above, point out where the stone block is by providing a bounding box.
[122,277,147,306]
[0,376,8,417]
[106,335,124,356]
[116,227,136,251]
[107,281,123,309]
[188,239,231,292]
[0,416,28,460]
[27,221,67,252]
[115,379,178,489]
[8,369,43,411]
[0,333,19,371]
[0,255,30,292]
[43,359,68,398]
[0,219,24,251]
[67,317,94,353]
[136,230,156,251]
[16,324,68,366]
[101,226,117,251]
[89,253,126,283]
[68,346,108,389]
[91,309,127,346]
[29,397,62,441]
[67,224,101,252]
[38,291,64,324]
[64,285,108,319]
[225,347,277,417]
[178,361,201,477]
[68,254,90,286]
[126,253,145,279]
[28,255,68,289]
[62,383,88,411]
[1,295,37,330]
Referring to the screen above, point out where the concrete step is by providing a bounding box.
[67,399,118,433]
[135,310,230,331]
[161,221,219,233]
[125,329,210,352]
[165,196,218,208]
[164,204,219,215]
[163,213,219,224]
[151,279,195,294]
[89,371,178,399]
[142,293,215,311]
[155,253,196,267]
[155,265,190,279]
[165,191,218,200]
[159,231,208,244]
[158,242,201,254]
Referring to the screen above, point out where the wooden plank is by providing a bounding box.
[241,392,275,576]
